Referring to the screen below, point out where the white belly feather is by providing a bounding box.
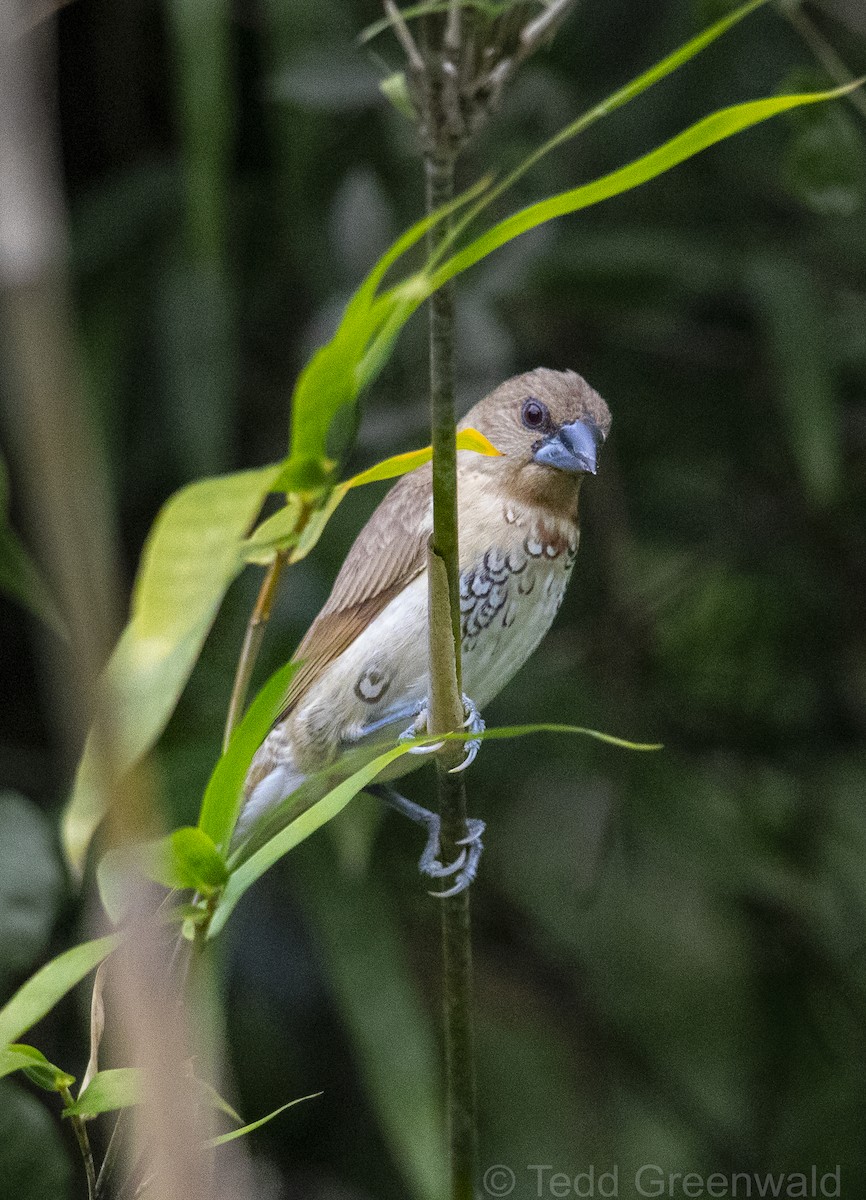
[288,499,578,769]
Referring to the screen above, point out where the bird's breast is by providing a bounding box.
[458,504,579,708]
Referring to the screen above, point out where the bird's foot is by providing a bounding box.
[398,701,442,755]
[370,786,485,896]
[449,694,485,774]
[398,693,485,773]
[429,817,486,899]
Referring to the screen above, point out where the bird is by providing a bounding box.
[234,367,611,895]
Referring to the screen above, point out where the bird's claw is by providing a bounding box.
[422,846,468,878]
[448,694,485,774]
[398,694,484,771]
[398,706,443,755]
[418,816,469,879]
[370,785,485,897]
[430,817,486,898]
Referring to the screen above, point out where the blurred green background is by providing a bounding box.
[2,1,866,1197]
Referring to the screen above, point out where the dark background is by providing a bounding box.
[2,1,866,1197]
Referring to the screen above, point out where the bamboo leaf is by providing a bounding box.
[62,465,281,875]
[62,1068,142,1118]
[445,723,663,751]
[0,935,120,1047]
[0,1045,75,1092]
[165,828,229,893]
[196,1078,243,1125]
[244,428,500,565]
[343,427,501,490]
[197,661,299,851]
[429,84,862,294]
[208,716,653,938]
[207,1093,321,1146]
[430,0,771,265]
[97,827,228,920]
[283,182,490,474]
[208,743,411,938]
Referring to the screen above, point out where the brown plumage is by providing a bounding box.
[237,367,611,889]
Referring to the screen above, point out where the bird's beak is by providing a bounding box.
[532,418,602,476]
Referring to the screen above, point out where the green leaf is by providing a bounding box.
[379,71,414,120]
[443,723,663,752]
[344,427,501,489]
[166,827,229,893]
[430,0,771,266]
[208,743,412,938]
[62,1068,142,1118]
[62,464,281,875]
[0,1045,74,1091]
[207,1093,321,1146]
[198,660,299,852]
[0,455,65,636]
[244,428,500,565]
[196,1078,243,1124]
[208,719,657,939]
[284,180,490,471]
[0,935,120,1047]
[96,828,228,918]
[429,84,862,295]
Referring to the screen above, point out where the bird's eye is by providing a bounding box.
[521,398,548,430]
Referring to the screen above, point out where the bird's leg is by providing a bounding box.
[398,693,485,772]
[368,784,485,896]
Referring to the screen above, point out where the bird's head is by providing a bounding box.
[460,368,611,510]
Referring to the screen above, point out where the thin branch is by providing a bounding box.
[223,550,289,750]
[425,121,478,1200]
[444,0,462,53]
[384,0,426,72]
[519,0,576,54]
[479,0,578,101]
[61,1088,97,1200]
[783,1,866,122]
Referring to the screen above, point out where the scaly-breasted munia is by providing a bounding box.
[237,368,611,894]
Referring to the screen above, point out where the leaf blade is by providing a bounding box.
[208,743,411,938]
[0,1045,75,1092]
[430,85,862,293]
[197,660,299,851]
[62,465,281,874]
[0,935,120,1047]
[62,1068,142,1118]
[207,1093,321,1146]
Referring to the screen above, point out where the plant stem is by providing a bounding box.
[782,1,866,123]
[223,550,289,749]
[425,143,478,1200]
[61,1087,97,1200]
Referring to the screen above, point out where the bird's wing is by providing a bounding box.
[274,464,433,721]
